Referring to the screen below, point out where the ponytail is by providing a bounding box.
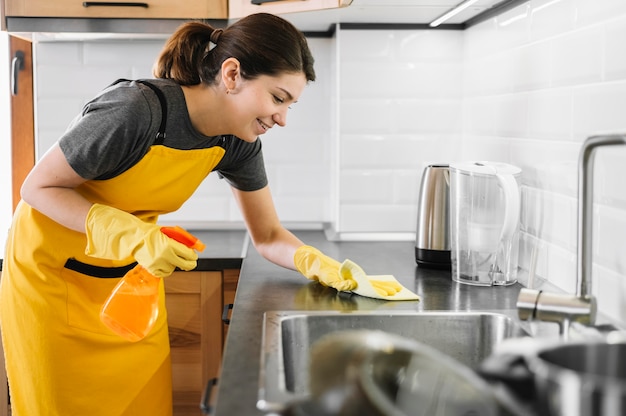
[153,13,315,86]
[153,22,221,85]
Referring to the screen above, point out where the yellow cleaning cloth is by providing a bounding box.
[339,259,420,301]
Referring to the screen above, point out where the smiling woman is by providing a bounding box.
[0,12,368,416]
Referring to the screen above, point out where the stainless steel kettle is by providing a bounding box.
[415,164,451,269]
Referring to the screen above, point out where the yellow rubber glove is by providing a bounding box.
[293,245,357,292]
[84,204,198,277]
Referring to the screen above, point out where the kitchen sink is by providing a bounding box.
[257,310,530,412]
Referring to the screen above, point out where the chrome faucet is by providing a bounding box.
[517,134,626,337]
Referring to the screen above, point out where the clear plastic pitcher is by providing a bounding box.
[449,162,521,286]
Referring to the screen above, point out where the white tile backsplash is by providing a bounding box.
[31,0,626,323]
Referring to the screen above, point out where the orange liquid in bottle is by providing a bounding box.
[100,226,204,342]
[100,265,160,342]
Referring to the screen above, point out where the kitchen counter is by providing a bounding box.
[0,230,248,272]
[0,229,525,414]
[213,230,524,416]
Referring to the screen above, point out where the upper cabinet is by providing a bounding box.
[229,0,352,19]
[5,0,227,19]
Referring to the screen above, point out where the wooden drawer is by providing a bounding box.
[6,0,227,19]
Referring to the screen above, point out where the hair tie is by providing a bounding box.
[210,29,223,45]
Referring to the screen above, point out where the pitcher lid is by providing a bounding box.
[450,161,521,176]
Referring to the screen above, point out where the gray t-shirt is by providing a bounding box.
[59,78,268,191]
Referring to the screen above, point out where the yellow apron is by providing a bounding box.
[0,143,225,416]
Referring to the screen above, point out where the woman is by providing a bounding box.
[0,13,355,415]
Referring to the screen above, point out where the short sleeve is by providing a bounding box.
[59,84,157,180]
[216,136,268,191]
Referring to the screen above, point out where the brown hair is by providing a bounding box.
[153,13,315,85]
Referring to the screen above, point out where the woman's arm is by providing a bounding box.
[20,143,93,232]
[230,185,304,270]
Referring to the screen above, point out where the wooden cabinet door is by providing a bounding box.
[5,0,227,19]
[229,0,351,18]
[9,34,35,213]
[165,271,222,409]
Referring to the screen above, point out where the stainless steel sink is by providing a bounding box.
[257,310,530,412]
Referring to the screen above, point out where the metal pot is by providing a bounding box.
[480,340,626,416]
[531,342,626,416]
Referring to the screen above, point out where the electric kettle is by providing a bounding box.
[449,161,521,286]
[415,164,451,269]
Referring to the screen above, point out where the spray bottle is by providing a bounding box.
[100,226,205,342]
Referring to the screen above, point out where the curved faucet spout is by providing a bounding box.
[577,134,626,299]
[518,134,626,334]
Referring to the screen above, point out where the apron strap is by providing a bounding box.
[108,78,168,145]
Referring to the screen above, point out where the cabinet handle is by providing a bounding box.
[83,2,149,8]
[251,0,304,4]
[200,377,218,415]
[222,303,233,325]
[11,51,25,96]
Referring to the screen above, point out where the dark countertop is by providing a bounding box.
[0,230,247,272]
[1,229,525,414]
[213,230,524,416]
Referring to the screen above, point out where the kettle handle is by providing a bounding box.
[496,172,520,243]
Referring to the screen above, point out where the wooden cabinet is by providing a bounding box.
[229,0,351,19]
[165,269,240,413]
[5,0,227,19]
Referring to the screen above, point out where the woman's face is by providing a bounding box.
[229,71,307,143]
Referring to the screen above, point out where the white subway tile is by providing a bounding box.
[36,98,83,129]
[340,170,394,203]
[83,40,164,67]
[393,99,462,133]
[515,41,553,91]
[493,93,529,137]
[527,88,573,140]
[393,169,421,204]
[463,97,497,136]
[593,266,626,323]
[395,30,463,62]
[604,17,626,81]
[529,0,577,42]
[550,26,603,87]
[339,204,415,232]
[494,3,531,49]
[509,139,579,195]
[340,98,394,133]
[272,196,329,222]
[596,205,626,272]
[574,0,626,28]
[340,134,456,169]
[339,30,394,61]
[275,165,330,197]
[35,42,83,65]
[572,81,626,139]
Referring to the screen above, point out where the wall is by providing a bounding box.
[462,0,626,323]
[0,33,12,256]
[334,28,463,239]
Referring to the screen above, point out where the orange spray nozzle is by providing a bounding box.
[160,226,206,252]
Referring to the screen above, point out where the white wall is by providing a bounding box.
[0,33,13,257]
[335,28,463,239]
[462,0,626,323]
